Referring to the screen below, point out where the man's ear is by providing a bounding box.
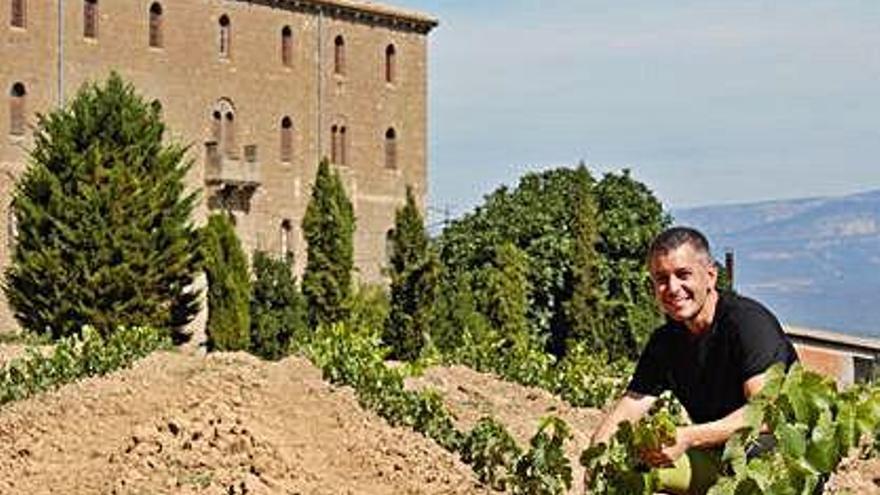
[706,260,718,289]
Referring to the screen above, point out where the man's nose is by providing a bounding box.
[668,276,683,293]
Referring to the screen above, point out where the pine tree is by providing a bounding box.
[250,251,306,360]
[384,186,439,361]
[301,159,355,327]
[202,213,250,351]
[4,73,200,340]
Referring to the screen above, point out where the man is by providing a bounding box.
[589,226,798,494]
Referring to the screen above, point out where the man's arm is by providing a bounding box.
[589,390,657,446]
[643,372,766,467]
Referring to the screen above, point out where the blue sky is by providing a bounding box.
[390,1,880,222]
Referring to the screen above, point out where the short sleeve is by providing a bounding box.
[736,305,797,381]
[627,330,670,397]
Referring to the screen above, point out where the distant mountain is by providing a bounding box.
[673,190,880,338]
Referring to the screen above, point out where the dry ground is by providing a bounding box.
[0,348,877,494]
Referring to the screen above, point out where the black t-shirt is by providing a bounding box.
[627,291,797,424]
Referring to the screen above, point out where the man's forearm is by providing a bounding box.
[680,406,747,449]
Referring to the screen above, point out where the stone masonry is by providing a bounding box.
[0,0,437,334]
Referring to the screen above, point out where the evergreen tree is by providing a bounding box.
[384,186,439,361]
[301,159,355,327]
[249,250,306,360]
[202,213,250,351]
[561,165,601,354]
[4,73,200,340]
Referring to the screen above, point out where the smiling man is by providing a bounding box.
[589,226,798,494]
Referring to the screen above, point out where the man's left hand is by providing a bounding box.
[639,428,692,468]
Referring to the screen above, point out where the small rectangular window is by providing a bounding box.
[84,0,98,39]
[11,0,25,28]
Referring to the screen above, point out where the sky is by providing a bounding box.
[388,0,880,223]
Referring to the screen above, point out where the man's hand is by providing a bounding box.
[639,428,692,468]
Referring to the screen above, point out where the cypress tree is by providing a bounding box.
[250,250,306,360]
[384,186,439,361]
[4,73,200,340]
[301,159,355,327]
[202,213,250,351]
[561,165,601,353]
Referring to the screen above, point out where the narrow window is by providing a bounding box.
[6,203,17,251]
[10,0,25,28]
[218,14,231,59]
[334,35,345,75]
[280,117,293,162]
[9,82,26,136]
[330,125,338,164]
[149,3,163,48]
[384,127,397,170]
[385,44,396,83]
[211,110,222,143]
[224,111,236,158]
[281,26,293,67]
[280,219,292,258]
[339,126,347,165]
[83,0,98,39]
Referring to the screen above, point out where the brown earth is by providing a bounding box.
[0,348,878,494]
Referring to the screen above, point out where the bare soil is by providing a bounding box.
[0,349,877,494]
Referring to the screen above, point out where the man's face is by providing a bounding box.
[649,243,717,323]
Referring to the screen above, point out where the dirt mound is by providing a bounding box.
[0,348,878,494]
[0,351,489,494]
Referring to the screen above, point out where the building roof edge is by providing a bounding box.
[286,0,439,33]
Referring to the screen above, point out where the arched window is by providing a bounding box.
[218,14,231,59]
[6,202,17,251]
[149,3,163,48]
[338,126,347,165]
[10,0,25,28]
[210,99,236,159]
[333,35,345,75]
[385,44,396,83]
[281,26,293,67]
[384,127,397,170]
[280,116,293,162]
[83,0,98,39]
[330,125,338,164]
[9,82,26,136]
[280,219,292,258]
[224,111,236,158]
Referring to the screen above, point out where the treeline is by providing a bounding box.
[5,73,671,408]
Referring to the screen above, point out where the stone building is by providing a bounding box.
[0,0,437,332]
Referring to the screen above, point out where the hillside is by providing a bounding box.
[674,189,880,337]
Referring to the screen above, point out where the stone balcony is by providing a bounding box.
[204,141,261,189]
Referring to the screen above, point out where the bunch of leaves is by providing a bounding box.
[437,165,669,361]
[383,186,440,361]
[511,416,574,495]
[249,251,306,360]
[4,73,200,341]
[201,213,250,352]
[0,325,166,406]
[580,408,679,495]
[306,322,463,451]
[460,417,523,490]
[301,159,355,328]
[707,363,880,495]
[347,283,390,340]
[551,342,633,408]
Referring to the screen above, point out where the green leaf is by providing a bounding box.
[776,423,807,459]
[805,409,839,474]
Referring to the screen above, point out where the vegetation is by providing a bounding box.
[201,213,251,351]
[301,159,355,328]
[4,73,200,341]
[0,325,167,406]
[249,251,306,360]
[384,186,440,361]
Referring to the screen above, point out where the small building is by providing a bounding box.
[784,325,880,386]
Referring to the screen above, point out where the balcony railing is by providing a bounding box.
[204,141,260,188]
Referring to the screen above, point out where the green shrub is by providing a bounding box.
[461,417,522,490]
[301,159,355,328]
[4,73,200,341]
[0,325,166,406]
[201,213,250,351]
[348,283,390,339]
[249,251,306,360]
